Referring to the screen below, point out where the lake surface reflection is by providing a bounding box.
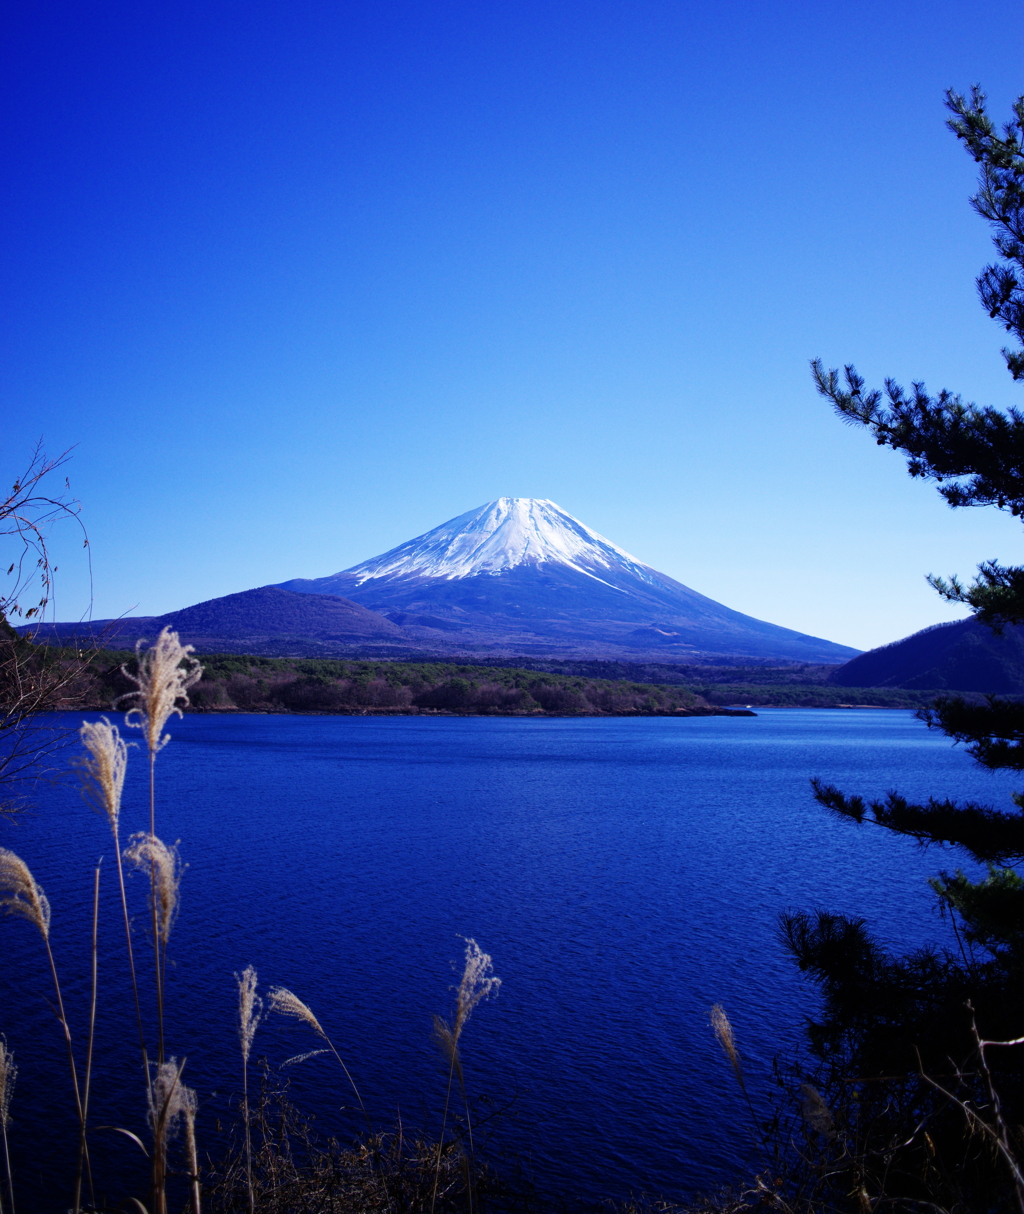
[2,709,1017,1206]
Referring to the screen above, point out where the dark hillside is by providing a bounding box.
[828,617,1024,693]
[157,585,405,641]
[17,587,411,655]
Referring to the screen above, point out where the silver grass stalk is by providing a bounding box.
[452,939,500,1042]
[267,987,325,1038]
[236,967,262,1214]
[119,628,200,1069]
[799,1083,835,1138]
[709,1003,759,1137]
[181,1084,201,1214]
[125,833,183,1069]
[435,938,501,1074]
[268,987,367,1117]
[431,940,500,1214]
[0,1037,13,1214]
[0,851,84,1168]
[120,628,202,761]
[77,718,128,832]
[79,720,149,1073]
[149,1059,190,1214]
[0,849,50,940]
[149,1060,187,1144]
[0,1038,14,1131]
[124,834,183,947]
[236,966,263,1067]
[710,1004,741,1078]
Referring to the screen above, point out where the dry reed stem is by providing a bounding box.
[0,1037,15,1214]
[74,865,101,1214]
[119,628,202,760]
[0,1039,13,1131]
[124,834,183,948]
[182,1084,201,1214]
[0,848,50,939]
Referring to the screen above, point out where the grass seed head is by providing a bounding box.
[124,833,184,945]
[236,965,263,1065]
[453,938,500,1040]
[149,1059,188,1144]
[77,717,128,832]
[120,627,202,755]
[268,986,325,1038]
[710,1004,742,1075]
[0,847,50,940]
[799,1083,835,1138]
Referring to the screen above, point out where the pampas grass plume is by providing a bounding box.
[0,848,50,940]
[434,939,501,1077]
[799,1083,834,1138]
[710,1004,741,1075]
[78,717,128,831]
[236,966,263,1066]
[124,834,183,945]
[149,1059,189,1144]
[120,627,202,755]
[267,987,325,1038]
[453,938,500,1039]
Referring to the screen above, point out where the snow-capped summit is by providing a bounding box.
[275,497,861,663]
[344,497,655,587]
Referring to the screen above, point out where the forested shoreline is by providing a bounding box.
[28,646,958,716]
[63,650,745,716]
[16,641,961,716]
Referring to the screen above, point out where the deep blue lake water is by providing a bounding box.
[1,709,1019,1209]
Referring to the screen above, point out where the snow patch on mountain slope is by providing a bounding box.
[344,498,658,587]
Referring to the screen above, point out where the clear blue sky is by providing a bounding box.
[4,0,1024,651]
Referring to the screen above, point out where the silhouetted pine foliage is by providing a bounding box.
[777,85,1024,1212]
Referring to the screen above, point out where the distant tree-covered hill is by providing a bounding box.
[827,617,1024,693]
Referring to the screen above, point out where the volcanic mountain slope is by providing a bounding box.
[20,586,413,657]
[277,498,859,663]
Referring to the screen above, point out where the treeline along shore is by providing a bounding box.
[68,650,748,716]
[26,643,956,715]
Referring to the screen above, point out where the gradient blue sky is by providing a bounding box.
[4,1,1024,651]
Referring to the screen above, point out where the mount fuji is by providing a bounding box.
[277,498,858,663]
